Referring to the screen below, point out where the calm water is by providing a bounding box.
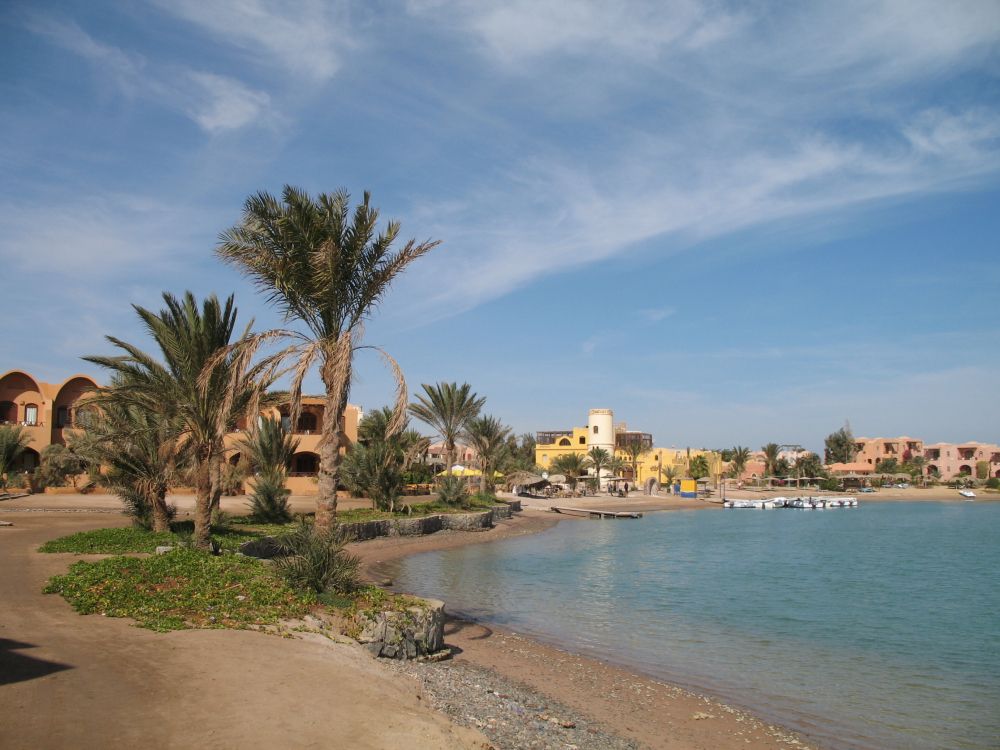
[387,502,1000,750]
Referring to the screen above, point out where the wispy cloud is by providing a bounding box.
[25,16,273,132]
[390,1,1000,322]
[639,307,675,323]
[150,0,350,81]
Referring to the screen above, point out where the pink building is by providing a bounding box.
[922,442,1000,480]
[852,436,925,469]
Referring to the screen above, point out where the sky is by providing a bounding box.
[2,0,999,454]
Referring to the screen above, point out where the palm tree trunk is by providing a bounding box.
[209,456,223,517]
[317,344,352,531]
[193,457,213,549]
[150,485,170,533]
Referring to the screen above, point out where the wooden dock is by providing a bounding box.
[550,506,643,519]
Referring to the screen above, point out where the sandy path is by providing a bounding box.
[0,512,487,750]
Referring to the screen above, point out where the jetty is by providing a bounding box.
[550,506,643,519]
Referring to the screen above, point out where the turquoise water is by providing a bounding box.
[387,502,1000,749]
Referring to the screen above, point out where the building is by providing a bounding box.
[1,369,360,495]
[922,442,1000,480]
[534,408,724,486]
[0,369,100,473]
[851,436,925,469]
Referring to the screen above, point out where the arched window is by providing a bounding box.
[292,453,319,475]
[558,438,571,446]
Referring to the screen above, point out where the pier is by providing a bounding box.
[550,506,643,519]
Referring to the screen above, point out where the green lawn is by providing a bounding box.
[37,520,294,554]
[43,549,314,631]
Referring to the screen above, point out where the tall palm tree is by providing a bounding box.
[86,292,270,549]
[762,443,781,477]
[0,425,32,490]
[730,445,751,479]
[587,446,611,489]
[409,382,485,475]
[217,186,439,530]
[463,415,511,495]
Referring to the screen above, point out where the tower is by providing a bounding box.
[587,409,615,455]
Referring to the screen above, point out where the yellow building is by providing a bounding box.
[1,369,359,495]
[535,408,724,487]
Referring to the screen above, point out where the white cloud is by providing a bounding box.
[184,72,272,132]
[25,16,272,133]
[150,0,349,81]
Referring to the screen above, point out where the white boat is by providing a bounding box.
[788,496,825,509]
[724,499,757,508]
[959,490,976,500]
[826,496,858,508]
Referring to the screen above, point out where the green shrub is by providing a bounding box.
[247,470,293,524]
[820,478,841,492]
[436,475,468,507]
[43,549,312,631]
[273,522,360,594]
[34,444,86,488]
[986,477,1000,490]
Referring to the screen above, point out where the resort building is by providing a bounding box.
[0,369,99,473]
[922,442,1000,480]
[424,442,477,474]
[224,397,361,495]
[1,369,360,495]
[851,436,925,468]
[534,408,724,486]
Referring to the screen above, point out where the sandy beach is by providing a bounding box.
[3,487,992,749]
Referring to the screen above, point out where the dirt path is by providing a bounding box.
[0,512,486,750]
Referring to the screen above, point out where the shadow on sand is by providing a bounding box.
[0,638,73,686]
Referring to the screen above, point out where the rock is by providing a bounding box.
[0,520,13,527]
[237,536,282,559]
[354,597,446,660]
[692,712,714,720]
[154,545,175,555]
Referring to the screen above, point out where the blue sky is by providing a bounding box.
[2,1,999,453]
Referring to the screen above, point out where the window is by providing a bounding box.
[593,425,599,434]
[579,436,585,445]
[558,438,571,446]
[297,412,317,432]
[56,406,69,427]
[25,404,38,425]
[0,401,15,423]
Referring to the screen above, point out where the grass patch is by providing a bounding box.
[43,549,314,631]
[335,499,498,524]
[38,520,298,555]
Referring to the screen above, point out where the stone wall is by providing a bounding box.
[354,597,446,659]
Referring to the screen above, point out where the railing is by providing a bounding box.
[1,420,44,427]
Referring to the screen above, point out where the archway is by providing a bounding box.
[958,465,972,476]
[0,401,15,423]
[51,375,98,444]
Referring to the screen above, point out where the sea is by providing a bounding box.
[385,501,1000,750]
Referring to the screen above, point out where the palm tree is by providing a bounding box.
[86,292,270,549]
[409,382,485,475]
[0,426,32,490]
[238,416,299,474]
[620,437,645,483]
[688,454,710,480]
[74,396,179,532]
[463,415,511,495]
[660,464,678,489]
[550,453,590,490]
[217,186,439,530]
[587,446,610,490]
[762,443,781,478]
[729,445,751,479]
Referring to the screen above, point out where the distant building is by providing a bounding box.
[851,436,925,468]
[534,408,724,486]
[922,442,1000,480]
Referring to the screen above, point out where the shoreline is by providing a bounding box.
[349,504,822,750]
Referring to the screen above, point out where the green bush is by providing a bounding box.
[820,478,841,492]
[34,444,86,488]
[986,477,1000,490]
[43,549,312,631]
[436,475,468,507]
[247,470,293,524]
[273,522,360,594]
